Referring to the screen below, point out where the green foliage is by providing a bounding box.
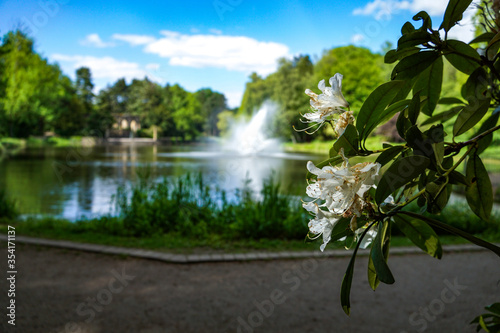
[0,190,18,221]
[302,0,500,317]
[471,303,500,332]
[113,173,308,239]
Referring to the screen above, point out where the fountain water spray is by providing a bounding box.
[224,101,282,156]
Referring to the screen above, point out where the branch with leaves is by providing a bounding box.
[298,0,500,319]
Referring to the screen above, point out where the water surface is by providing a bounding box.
[0,144,323,220]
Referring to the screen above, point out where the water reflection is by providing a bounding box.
[0,144,322,220]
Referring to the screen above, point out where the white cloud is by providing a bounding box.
[112,33,156,46]
[145,63,160,71]
[140,30,290,75]
[353,0,448,20]
[52,54,150,82]
[351,34,365,43]
[80,33,115,48]
[209,28,223,35]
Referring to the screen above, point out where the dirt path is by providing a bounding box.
[1,244,499,333]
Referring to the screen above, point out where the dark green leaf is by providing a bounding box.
[394,213,442,258]
[449,170,469,185]
[453,98,491,137]
[341,225,374,315]
[396,110,412,139]
[365,99,412,139]
[401,21,415,35]
[392,51,440,80]
[408,92,421,124]
[438,97,464,104]
[376,155,431,204]
[421,106,463,126]
[406,126,435,159]
[425,181,451,214]
[330,218,351,243]
[444,40,482,74]
[376,146,405,166]
[334,124,359,157]
[370,221,395,284]
[462,67,488,100]
[385,47,420,64]
[413,11,432,32]
[414,56,443,116]
[440,0,473,32]
[474,107,500,154]
[466,153,493,221]
[397,30,432,50]
[357,81,406,142]
[469,32,496,44]
[397,211,500,258]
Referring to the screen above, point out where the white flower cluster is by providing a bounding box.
[303,150,380,251]
[299,73,353,135]
[301,74,381,251]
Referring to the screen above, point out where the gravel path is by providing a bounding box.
[1,244,499,333]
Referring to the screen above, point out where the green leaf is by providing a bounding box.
[406,125,434,158]
[425,180,451,214]
[466,153,493,221]
[366,99,412,139]
[413,56,443,116]
[401,21,415,35]
[453,98,491,137]
[486,31,500,61]
[396,110,412,139]
[408,92,421,124]
[306,156,343,180]
[367,254,380,291]
[413,11,432,32]
[397,30,432,50]
[370,221,395,285]
[330,218,351,243]
[376,155,431,204]
[394,213,442,259]
[474,107,500,154]
[449,170,469,185]
[356,81,406,142]
[376,146,405,166]
[392,51,440,80]
[385,47,420,64]
[462,67,488,100]
[440,0,473,32]
[397,211,500,258]
[421,106,463,126]
[444,40,482,74]
[438,97,464,104]
[333,124,359,157]
[341,225,372,315]
[469,32,496,44]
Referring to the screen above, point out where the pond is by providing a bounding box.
[0,143,323,220]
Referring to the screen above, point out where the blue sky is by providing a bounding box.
[0,0,477,107]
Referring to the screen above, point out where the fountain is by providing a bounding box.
[223,102,282,156]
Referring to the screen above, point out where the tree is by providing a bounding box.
[195,88,227,136]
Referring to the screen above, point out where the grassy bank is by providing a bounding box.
[0,136,96,148]
[1,173,499,253]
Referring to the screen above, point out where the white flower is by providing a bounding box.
[305,150,380,216]
[335,111,355,137]
[297,73,350,134]
[304,202,340,252]
[303,149,381,251]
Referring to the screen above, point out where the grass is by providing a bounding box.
[2,218,497,255]
[0,136,95,148]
